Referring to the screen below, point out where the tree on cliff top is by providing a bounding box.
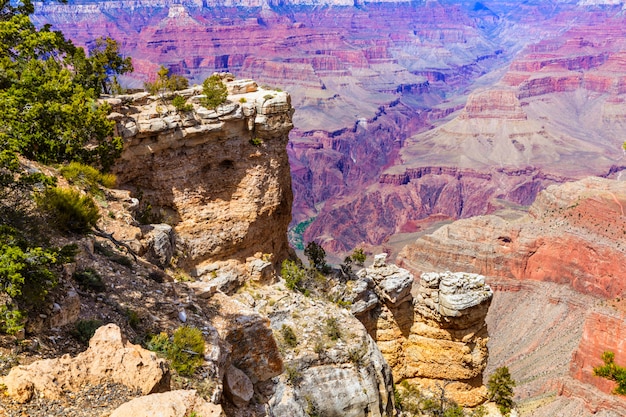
[201,74,228,110]
[487,366,516,416]
[304,241,327,272]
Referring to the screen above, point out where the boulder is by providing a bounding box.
[224,365,254,407]
[3,324,169,403]
[109,390,223,417]
[140,224,175,268]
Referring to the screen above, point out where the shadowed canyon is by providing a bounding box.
[18,0,626,416]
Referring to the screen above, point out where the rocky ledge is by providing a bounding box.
[105,75,294,282]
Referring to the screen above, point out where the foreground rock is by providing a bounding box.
[110,390,223,417]
[351,255,492,406]
[226,280,396,417]
[2,324,169,403]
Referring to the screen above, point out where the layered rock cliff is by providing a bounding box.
[397,177,626,299]
[348,254,492,407]
[397,176,626,415]
[107,77,294,278]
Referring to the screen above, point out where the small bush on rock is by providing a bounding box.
[36,187,100,234]
[148,327,205,376]
[280,324,298,348]
[60,162,116,194]
[325,317,341,341]
[172,95,193,112]
[73,319,102,344]
[201,75,228,110]
[73,268,105,292]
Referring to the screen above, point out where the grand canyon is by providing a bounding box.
[1,0,625,416]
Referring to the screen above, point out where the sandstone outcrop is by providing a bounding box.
[350,255,492,407]
[2,324,169,403]
[108,77,294,278]
[110,390,223,417]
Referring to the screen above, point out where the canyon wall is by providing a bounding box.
[396,177,626,299]
[397,177,626,414]
[108,77,294,275]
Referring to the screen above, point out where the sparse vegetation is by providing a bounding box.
[249,137,263,146]
[280,324,298,347]
[60,162,116,193]
[126,309,140,329]
[325,317,341,341]
[594,351,626,395]
[285,364,302,386]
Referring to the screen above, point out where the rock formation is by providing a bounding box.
[2,324,170,403]
[349,254,492,407]
[397,177,626,299]
[569,310,626,414]
[399,177,626,415]
[107,76,294,280]
[231,281,396,417]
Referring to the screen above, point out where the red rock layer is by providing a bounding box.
[397,177,626,299]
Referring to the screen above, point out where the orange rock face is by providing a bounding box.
[110,81,294,275]
[398,177,626,299]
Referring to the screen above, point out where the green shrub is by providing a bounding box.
[170,326,205,376]
[59,161,116,193]
[0,228,75,334]
[325,317,341,341]
[73,268,105,292]
[148,327,205,376]
[126,309,140,329]
[594,351,626,395]
[171,95,193,112]
[36,187,100,234]
[239,97,247,103]
[147,332,171,353]
[285,364,302,386]
[249,137,263,146]
[166,74,189,92]
[351,248,366,266]
[281,324,298,348]
[200,75,228,110]
[73,319,102,344]
[281,259,306,291]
